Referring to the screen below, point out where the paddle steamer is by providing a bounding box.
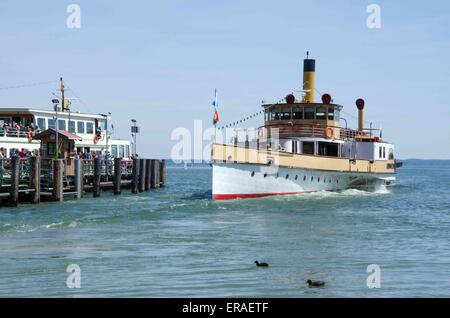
[211,54,401,200]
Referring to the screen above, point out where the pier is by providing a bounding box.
[0,158,166,207]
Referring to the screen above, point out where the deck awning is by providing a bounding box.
[32,128,82,141]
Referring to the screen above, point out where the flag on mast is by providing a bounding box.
[212,88,218,108]
[213,109,219,124]
[212,88,219,125]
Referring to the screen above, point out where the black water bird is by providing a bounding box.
[307,279,325,287]
[255,261,269,267]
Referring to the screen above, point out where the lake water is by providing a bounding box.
[0,160,449,297]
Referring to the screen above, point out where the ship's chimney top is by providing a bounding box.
[356,98,365,133]
[302,51,316,103]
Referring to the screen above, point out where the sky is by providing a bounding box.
[0,0,449,159]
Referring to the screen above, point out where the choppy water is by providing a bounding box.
[0,160,449,297]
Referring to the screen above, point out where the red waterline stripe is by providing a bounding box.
[213,191,320,200]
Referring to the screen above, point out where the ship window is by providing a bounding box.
[295,175,298,180]
[388,149,394,160]
[302,142,315,155]
[68,120,76,133]
[304,107,315,120]
[383,147,386,159]
[316,107,327,120]
[251,171,255,177]
[86,122,94,134]
[281,107,291,120]
[77,121,85,134]
[270,111,277,121]
[334,108,340,122]
[48,119,56,130]
[111,145,118,158]
[328,108,334,120]
[0,117,11,125]
[379,147,382,158]
[318,142,338,157]
[303,176,306,181]
[37,118,46,130]
[274,111,280,120]
[311,176,314,182]
[318,177,320,182]
[286,174,289,179]
[58,119,66,131]
[126,145,130,158]
[293,106,303,120]
[119,145,125,158]
[99,120,107,131]
[265,109,269,121]
[281,111,291,120]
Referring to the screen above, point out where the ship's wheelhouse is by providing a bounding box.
[262,102,343,140]
[264,103,341,123]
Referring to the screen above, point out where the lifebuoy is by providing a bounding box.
[27,130,33,142]
[324,127,333,139]
[93,135,99,144]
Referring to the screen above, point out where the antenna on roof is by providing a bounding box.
[306,51,309,59]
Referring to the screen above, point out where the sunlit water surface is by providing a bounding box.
[0,160,449,297]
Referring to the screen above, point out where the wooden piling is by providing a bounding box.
[154,160,160,189]
[9,157,20,206]
[29,157,41,204]
[150,159,156,189]
[131,158,140,193]
[113,157,122,195]
[74,159,83,199]
[53,159,63,202]
[93,157,101,197]
[138,159,146,192]
[145,159,151,191]
[159,159,166,187]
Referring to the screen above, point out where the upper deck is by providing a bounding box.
[260,101,380,142]
[0,107,131,157]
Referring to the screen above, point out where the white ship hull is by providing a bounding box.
[212,162,395,200]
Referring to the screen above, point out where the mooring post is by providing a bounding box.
[29,157,41,204]
[131,158,140,193]
[9,157,20,206]
[150,159,156,188]
[113,157,122,195]
[53,159,63,202]
[138,159,146,192]
[154,160,160,189]
[93,157,101,197]
[145,159,151,191]
[159,159,166,187]
[74,159,83,199]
